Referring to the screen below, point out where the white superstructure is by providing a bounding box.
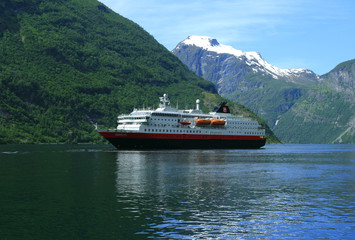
[115,94,265,137]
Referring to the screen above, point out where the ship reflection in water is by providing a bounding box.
[114,145,355,239]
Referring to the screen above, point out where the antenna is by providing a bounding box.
[159,93,170,108]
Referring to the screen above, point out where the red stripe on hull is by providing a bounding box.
[98,131,266,149]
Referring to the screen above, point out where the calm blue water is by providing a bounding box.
[0,144,354,239]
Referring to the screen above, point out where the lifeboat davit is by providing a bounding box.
[179,121,191,125]
[211,119,226,126]
[195,119,211,125]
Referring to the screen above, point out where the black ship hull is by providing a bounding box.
[99,132,266,150]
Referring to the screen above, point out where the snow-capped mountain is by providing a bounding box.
[173,35,319,83]
[172,36,355,144]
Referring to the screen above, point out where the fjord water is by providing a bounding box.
[0,144,354,239]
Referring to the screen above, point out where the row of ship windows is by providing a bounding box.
[152,113,179,117]
[151,118,257,125]
[150,123,258,130]
[152,118,179,122]
[229,122,257,125]
[144,128,262,135]
[152,113,210,118]
[144,129,202,133]
[230,132,261,135]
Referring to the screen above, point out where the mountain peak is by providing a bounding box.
[180,35,260,59]
[176,36,318,81]
[183,36,220,48]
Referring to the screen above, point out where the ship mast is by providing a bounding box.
[159,94,170,108]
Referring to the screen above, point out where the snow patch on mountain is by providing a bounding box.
[179,35,317,80]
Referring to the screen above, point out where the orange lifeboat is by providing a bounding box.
[179,120,191,125]
[211,119,226,126]
[195,119,211,125]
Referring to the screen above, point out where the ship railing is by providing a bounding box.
[98,129,139,133]
[229,116,252,121]
[96,128,118,132]
[118,119,148,124]
[118,114,150,119]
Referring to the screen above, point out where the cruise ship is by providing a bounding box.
[97,94,266,149]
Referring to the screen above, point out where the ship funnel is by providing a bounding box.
[196,99,200,110]
[212,102,230,113]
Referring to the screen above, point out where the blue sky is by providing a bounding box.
[99,0,354,75]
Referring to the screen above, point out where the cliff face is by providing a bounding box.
[322,59,355,93]
[173,36,355,143]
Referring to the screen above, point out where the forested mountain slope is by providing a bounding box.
[0,0,279,143]
[274,59,355,143]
